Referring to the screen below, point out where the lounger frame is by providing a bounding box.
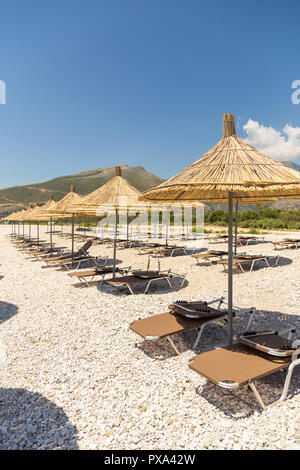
[190,329,300,410]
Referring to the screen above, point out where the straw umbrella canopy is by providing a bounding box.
[43,185,84,255]
[73,166,146,212]
[25,196,62,248]
[3,210,22,221]
[3,209,24,234]
[73,166,149,276]
[140,113,300,345]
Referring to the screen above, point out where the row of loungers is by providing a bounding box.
[9,233,300,409]
[272,238,300,250]
[130,298,300,410]
[68,267,187,294]
[13,236,188,295]
[192,251,280,272]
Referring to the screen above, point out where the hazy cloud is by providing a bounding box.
[243,119,300,161]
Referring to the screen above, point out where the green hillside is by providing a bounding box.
[0,165,163,215]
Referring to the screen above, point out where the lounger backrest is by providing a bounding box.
[78,239,93,255]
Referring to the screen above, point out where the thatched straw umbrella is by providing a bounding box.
[43,185,83,256]
[12,209,29,237]
[3,210,24,235]
[140,113,300,345]
[73,166,148,277]
[25,196,59,248]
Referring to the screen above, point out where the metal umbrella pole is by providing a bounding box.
[227,192,234,346]
[234,201,238,256]
[37,221,39,244]
[112,208,118,278]
[50,217,53,249]
[71,213,75,258]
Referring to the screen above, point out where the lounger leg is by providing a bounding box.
[179,275,186,288]
[193,325,205,350]
[98,274,105,287]
[166,335,180,355]
[274,356,300,405]
[248,381,267,410]
[126,283,135,295]
[245,308,255,330]
[144,281,151,294]
[165,278,173,289]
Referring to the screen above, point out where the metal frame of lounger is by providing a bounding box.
[272,240,300,250]
[189,328,300,410]
[130,297,257,355]
[236,236,261,246]
[192,251,228,266]
[57,255,108,271]
[105,269,187,295]
[218,255,280,273]
[68,266,131,287]
[208,235,228,244]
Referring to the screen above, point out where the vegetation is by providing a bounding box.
[204,207,300,230]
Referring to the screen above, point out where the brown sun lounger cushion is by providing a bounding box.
[218,255,267,265]
[106,274,167,287]
[41,240,93,263]
[192,251,227,260]
[189,343,290,387]
[67,266,123,278]
[130,311,225,339]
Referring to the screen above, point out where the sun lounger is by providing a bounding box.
[67,265,131,287]
[105,269,186,295]
[40,240,93,265]
[139,245,187,257]
[189,329,300,409]
[192,250,228,265]
[208,234,228,244]
[130,298,256,354]
[49,254,107,271]
[218,254,276,272]
[236,236,261,246]
[272,239,300,250]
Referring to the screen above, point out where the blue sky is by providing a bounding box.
[1,0,300,189]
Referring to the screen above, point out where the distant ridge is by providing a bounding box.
[0,165,163,215]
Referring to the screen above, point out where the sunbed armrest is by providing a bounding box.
[217,380,239,390]
[292,342,300,362]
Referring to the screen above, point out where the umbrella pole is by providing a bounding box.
[228,192,233,346]
[29,221,31,240]
[165,215,169,246]
[71,214,75,258]
[23,221,24,238]
[113,209,118,278]
[50,218,53,249]
[234,201,238,256]
[84,215,87,238]
[126,209,129,241]
[37,221,39,244]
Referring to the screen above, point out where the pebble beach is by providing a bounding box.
[0,224,299,450]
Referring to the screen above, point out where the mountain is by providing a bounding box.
[0,165,163,215]
[283,161,300,172]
